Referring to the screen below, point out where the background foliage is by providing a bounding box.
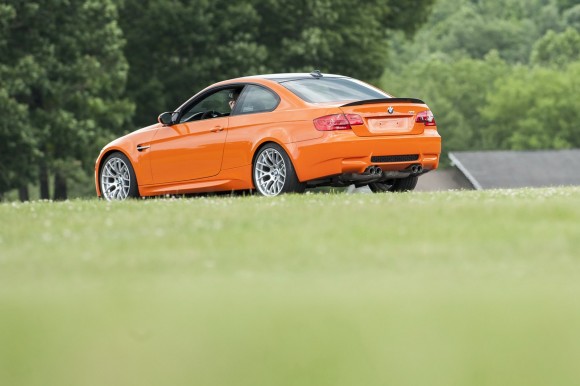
[1,0,579,199]
[381,0,580,161]
[120,0,433,128]
[0,0,133,200]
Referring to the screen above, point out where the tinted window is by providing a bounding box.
[281,78,389,103]
[179,88,239,123]
[236,85,279,114]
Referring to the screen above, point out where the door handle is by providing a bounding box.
[136,144,150,151]
[210,126,224,133]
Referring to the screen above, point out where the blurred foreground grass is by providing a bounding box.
[1,188,580,386]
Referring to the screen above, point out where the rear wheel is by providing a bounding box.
[369,176,418,193]
[253,143,305,196]
[99,152,139,201]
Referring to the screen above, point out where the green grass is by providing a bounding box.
[2,188,580,386]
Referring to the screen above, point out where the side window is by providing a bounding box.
[179,88,239,123]
[236,85,279,115]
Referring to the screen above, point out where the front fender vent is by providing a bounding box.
[371,154,419,163]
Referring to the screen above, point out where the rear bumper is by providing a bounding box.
[289,129,441,182]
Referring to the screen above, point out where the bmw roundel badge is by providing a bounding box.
[387,106,394,114]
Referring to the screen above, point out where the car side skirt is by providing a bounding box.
[137,164,254,196]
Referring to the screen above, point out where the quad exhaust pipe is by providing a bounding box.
[338,164,425,187]
[365,165,383,176]
[366,164,422,176]
[410,164,423,174]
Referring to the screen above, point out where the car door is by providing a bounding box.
[149,88,234,184]
[222,84,281,170]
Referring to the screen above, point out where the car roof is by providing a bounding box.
[237,73,346,83]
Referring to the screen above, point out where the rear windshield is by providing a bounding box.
[281,77,390,103]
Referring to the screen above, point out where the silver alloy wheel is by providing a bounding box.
[254,148,287,196]
[101,157,131,201]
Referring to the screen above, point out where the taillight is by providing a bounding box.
[313,114,363,131]
[345,114,363,126]
[416,110,436,126]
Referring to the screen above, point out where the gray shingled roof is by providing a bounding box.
[449,150,580,190]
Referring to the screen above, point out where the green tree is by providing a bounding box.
[253,0,434,81]
[382,0,580,159]
[0,86,36,200]
[481,62,580,150]
[564,5,580,30]
[0,5,36,199]
[121,0,435,128]
[0,1,133,200]
[556,0,580,12]
[394,0,565,65]
[531,28,580,67]
[120,0,268,128]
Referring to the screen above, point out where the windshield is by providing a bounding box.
[281,77,390,103]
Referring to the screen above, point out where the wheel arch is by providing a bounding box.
[95,148,139,197]
[251,140,303,182]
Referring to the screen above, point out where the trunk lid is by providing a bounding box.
[339,98,429,137]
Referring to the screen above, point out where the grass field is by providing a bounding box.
[2,188,580,386]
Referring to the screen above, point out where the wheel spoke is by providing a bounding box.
[266,179,275,193]
[112,160,121,175]
[266,151,276,167]
[103,163,114,178]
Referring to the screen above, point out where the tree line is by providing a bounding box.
[0,0,433,200]
[381,0,580,161]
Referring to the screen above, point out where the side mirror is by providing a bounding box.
[158,112,174,126]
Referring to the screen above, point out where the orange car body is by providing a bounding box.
[95,73,440,197]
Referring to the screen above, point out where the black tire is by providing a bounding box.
[369,176,418,193]
[99,152,139,200]
[252,143,305,196]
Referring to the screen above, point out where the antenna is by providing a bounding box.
[310,69,323,78]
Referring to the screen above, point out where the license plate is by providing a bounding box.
[368,118,411,134]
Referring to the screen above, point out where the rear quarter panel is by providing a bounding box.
[222,107,341,171]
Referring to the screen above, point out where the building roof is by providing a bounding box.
[449,149,580,190]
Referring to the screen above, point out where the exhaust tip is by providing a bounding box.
[363,166,384,176]
[410,165,423,174]
[365,166,381,175]
[370,166,382,176]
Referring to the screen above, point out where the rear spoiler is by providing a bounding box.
[342,98,425,107]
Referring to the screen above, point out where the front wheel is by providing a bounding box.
[369,176,418,193]
[253,143,305,196]
[99,152,139,201]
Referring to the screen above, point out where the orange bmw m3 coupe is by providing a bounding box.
[95,71,441,200]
